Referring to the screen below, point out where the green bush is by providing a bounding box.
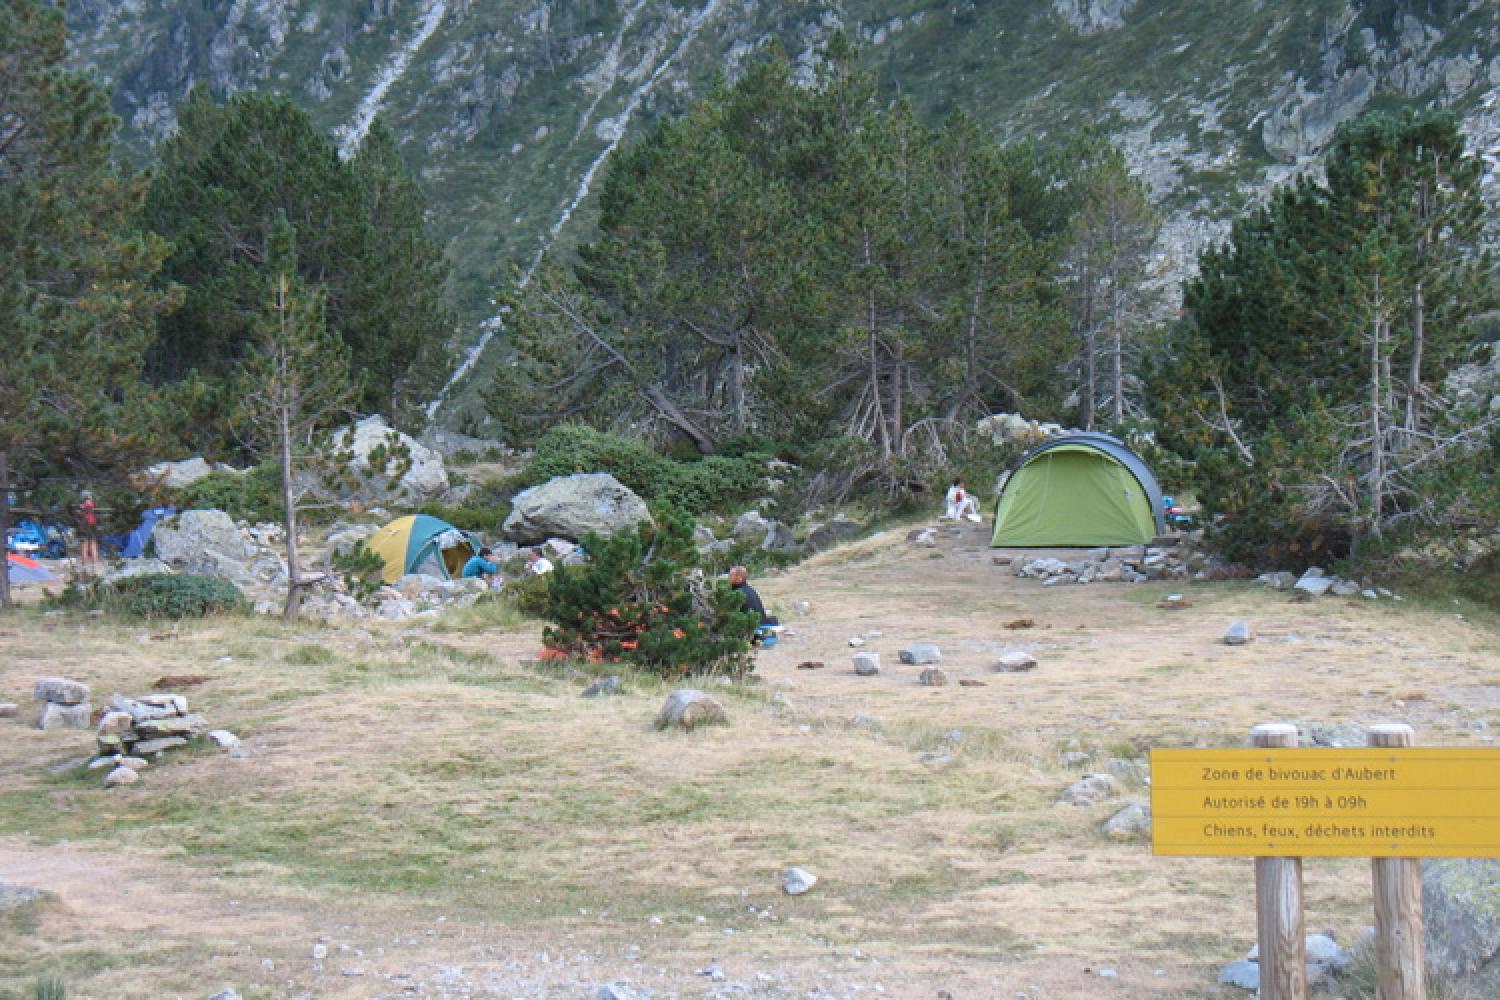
[539,503,758,678]
[84,574,249,619]
[175,463,281,522]
[522,424,767,515]
[506,571,553,617]
[417,502,506,533]
[332,542,387,602]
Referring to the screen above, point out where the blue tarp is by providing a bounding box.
[104,505,176,558]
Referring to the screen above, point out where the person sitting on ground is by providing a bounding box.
[728,565,777,627]
[944,479,983,522]
[461,546,500,581]
[526,549,554,576]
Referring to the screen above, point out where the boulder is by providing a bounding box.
[1424,858,1500,993]
[103,766,139,788]
[1058,773,1118,806]
[1294,569,1334,596]
[760,520,799,552]
[37,701,92,730]
[782,867,818,896]
[1217,960,1259,991]
[151,509,248,568]
[899,643,943,665]
[733,510,770,543]
[1257,571,1297,590]
[35,676,90,705]
[918,667,947,686]
[853,653,881,676]
[504,474,650,544]
[140,455,214,489]
[1102,802,1152,840]
[995,651,1038,672]
[1224,621,1254,645]
[582,676,623,698]
[806,517,862,550]
[654,689,728,731]
[207,730,241,751]
[329,415,449,503]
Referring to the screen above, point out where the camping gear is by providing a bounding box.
[6,552,59,585]
[365,514,479,583]
[990,432,1166,547]
[102,505,176,559]
[6,519,67,559]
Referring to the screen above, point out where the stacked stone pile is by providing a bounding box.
[96,692,208,759]
[1006,543,1243,586]
[34,677,92,730]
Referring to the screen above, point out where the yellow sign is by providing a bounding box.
[1151,748,1500,858]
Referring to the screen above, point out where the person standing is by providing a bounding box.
[77,490,101,569]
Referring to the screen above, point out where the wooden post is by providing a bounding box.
[1253,723,1307,1000]
[1369,723,1425,1000]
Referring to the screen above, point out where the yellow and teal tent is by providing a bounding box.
[991,433,1165,547]
[365,514,478,584]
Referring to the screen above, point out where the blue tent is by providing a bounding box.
[103,505,176,558]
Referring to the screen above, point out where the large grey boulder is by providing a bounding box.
[806,517,862,551]
[733,510,770,543]
[140,455,214,489]
[504,473,650,544]
[151,509,247,565]
[899,643,942,665]
[1424,858,1500,993]
[330,414,449,503]
[37,701,92,730]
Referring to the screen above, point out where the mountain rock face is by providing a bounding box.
[64,1,1500,420]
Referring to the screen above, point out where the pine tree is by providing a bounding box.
[235,215,358,621]
[0,0,178,608]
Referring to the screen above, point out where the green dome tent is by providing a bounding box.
[991,432,1165,547]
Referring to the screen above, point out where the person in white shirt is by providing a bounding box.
[944,479,982,522]
[526,549,554,575]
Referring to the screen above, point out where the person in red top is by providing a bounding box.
[78,490,101,568]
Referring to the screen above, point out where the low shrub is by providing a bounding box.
[505,571,553,617]
[521,424,767,515]
[61,574,250,619]
[175,464,281,522]
[417,502,506,533]
[332,542,387,602]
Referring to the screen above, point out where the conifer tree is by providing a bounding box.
[0,0,178,608]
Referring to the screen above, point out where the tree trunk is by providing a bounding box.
[1081,328,1097,431]
[1367,281,1387,540]
[1111,322,1125,426]
[641,384,718,455]
[277,347,305,623]
[0,450,12,610]
[1405,280,1424,437]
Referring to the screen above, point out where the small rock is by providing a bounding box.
[207,729,241,751]
[783,867,817,895]
[918,667,947,686]
[582,676,623,698]
[853,653,881,676]
[1058,773,1118,806]
[0,702,19,718]
[312,943,328,960]
[132,736,188,754]
[957,679,987,687]
[103,766,139,788]
[849,713,883,733]
[795,660,825,670]
[1330,579,1361,596]
[848,636,865,647]
[1157,593,1190,609]
[1218,961,1259,991]
[995,651,1038,672]
[654,689,728,730]
[1097,968,1117,978]
[898,643,942,665]
[1294,571,1334,596]
[597,982,651,1000]
[1223,621,1254,645]
[207,990,244,1000]
[1060,750,1090,767]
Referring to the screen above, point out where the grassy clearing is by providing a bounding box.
[0,526,1496,998]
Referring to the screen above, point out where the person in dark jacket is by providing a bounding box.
[728,565,776,626]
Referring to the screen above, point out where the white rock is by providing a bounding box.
[782,867,817,895]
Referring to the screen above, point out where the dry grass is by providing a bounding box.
[0,520,1496,998]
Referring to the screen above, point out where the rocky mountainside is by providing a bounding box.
[65,0,1500,422]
